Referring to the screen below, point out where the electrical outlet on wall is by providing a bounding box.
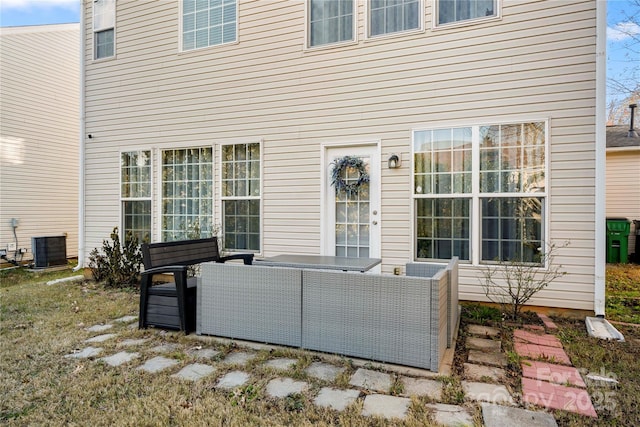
[7,242,16,251]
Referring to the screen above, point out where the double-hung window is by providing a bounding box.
[93,0,115,59]
[121,151,151,243]
[413,121,546,264]
[221,142,261,252]
[182,0,237,51]
[436,0,497,26]
[161,147,214,241]
[308,0,355,47]
[369,0,421,37]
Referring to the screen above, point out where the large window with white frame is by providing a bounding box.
[121,150,151,243]
[308,0,355,47]
[161,147,214,241]
[221,142,261,252]
[436,0,497,26]
[413,121,546,264]
[369,0,421,37]
[93,0,115,59]
[182,0,237,51]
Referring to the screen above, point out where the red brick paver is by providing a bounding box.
[514,341,572,365]
[537,313,558,330]
[521,360,586,388]
[522,377,597,417]
[514,329,563,348]
[523,324,545,332]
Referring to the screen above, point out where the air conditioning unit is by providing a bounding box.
[32,236,67,268]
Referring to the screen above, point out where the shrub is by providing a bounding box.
[480,242,567,320]
[88,227,143,288]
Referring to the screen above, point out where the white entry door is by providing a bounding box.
[323,144,380,266]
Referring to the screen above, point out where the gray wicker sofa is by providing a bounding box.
[197,258,459,372]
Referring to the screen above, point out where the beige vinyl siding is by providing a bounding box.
[84,0,597,310]
[606,150,640,257]
[0,24,79,263]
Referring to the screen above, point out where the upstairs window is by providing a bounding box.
[182,0,237,51]
[309,0,355,47]
[369,0,421,37]
[93,0,115,59]
[436,0,496,26]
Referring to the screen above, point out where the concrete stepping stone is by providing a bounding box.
[464,363,506,382]
[137,356,179,373]
[426,403,474,427]
[86,324,113,332]
[172,363,216,381]
[466,337,501,352]
[263,358,297,371]
[514,330,562,348]
[85,333,117,343]
[266,377,309,398]
[514,341,571,365]
[64,346,102,359]
[99,351,140,367]
[521,377,597,417]
[468,350,508,367]
[462,381,514,404]
[216,371,250,390]
[223,351,255,366]
[349,368,392,393]
[114,315,138,323]
[481,402,557,427]
[400,377,442,399]
[118,338,150,347]
[305,362,346,382]
[313,387,360,411]
[361,394,410,420]
[468,324,500,337]
[521,360,586,387]
[150,343,180,353]
[189,348,221,360]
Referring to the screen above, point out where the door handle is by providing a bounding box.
[372,221,378,225]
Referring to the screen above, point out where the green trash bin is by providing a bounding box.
[606,218,631,263]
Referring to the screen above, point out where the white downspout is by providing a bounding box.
[74,2,87,272]
[594,0,607,316]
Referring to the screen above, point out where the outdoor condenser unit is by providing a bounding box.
[32,236,67,268]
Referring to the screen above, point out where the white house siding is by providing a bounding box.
[0,24,79,264]
[606,150,640,257]
[83,0,597,310]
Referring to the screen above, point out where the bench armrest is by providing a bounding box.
[141,265,189,277]
[217,253,254,265]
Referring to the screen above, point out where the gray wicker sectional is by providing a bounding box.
[197,258,459,372]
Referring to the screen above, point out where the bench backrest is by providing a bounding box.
[142,237,221,269]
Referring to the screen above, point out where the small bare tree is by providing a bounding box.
[480,242,568,320]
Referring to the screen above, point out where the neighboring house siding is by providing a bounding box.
[606,150,640,257]
[83,0,597,310]
[0,24,79,264]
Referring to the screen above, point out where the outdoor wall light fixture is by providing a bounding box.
[388,154,400,169]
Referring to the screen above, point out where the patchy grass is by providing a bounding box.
[606,264,640,324]
[1,266,446,426]
[555,319,640,426]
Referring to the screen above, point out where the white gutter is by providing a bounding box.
[594,0,607,316]
[74,4,86,271]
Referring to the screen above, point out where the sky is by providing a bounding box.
[0,0,638,106]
